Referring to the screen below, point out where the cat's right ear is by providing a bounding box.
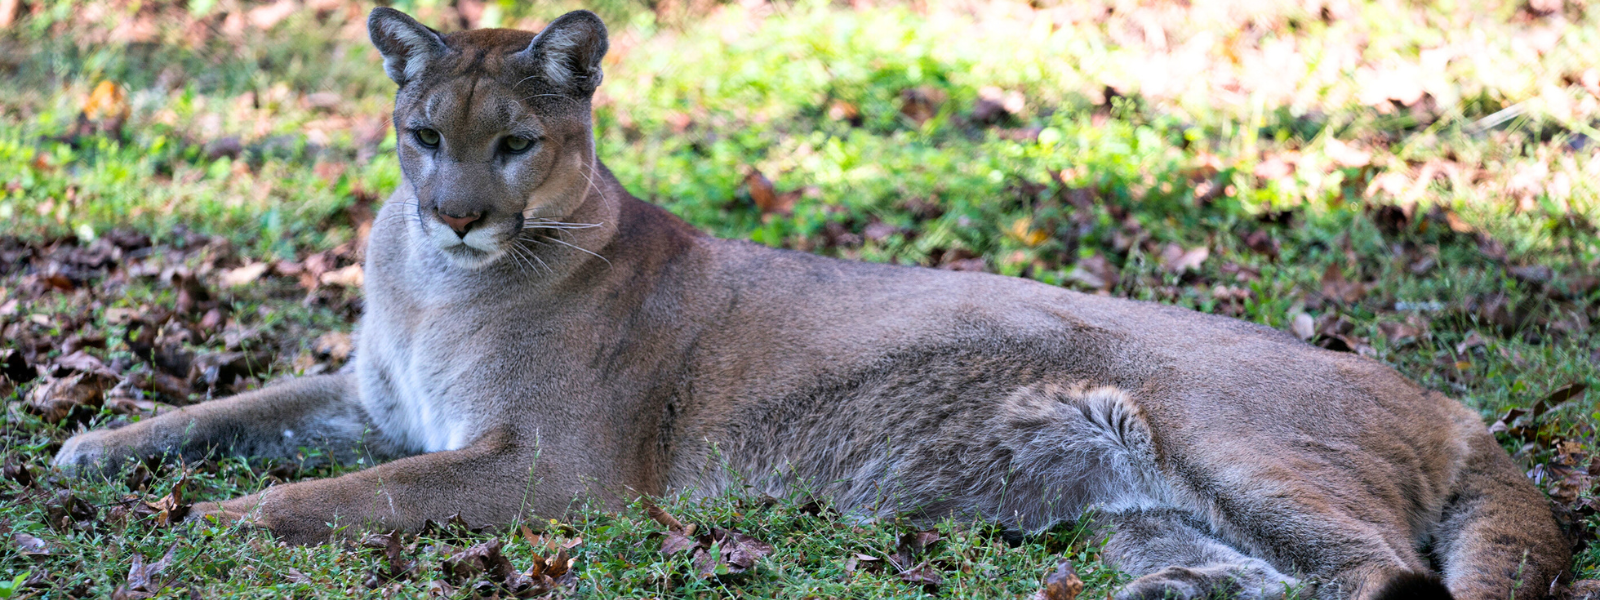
[368,7,449,85]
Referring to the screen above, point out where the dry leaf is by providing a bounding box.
[1324,139,1371,168]
[147,474,191,526]
[312,332,354,362]
[111,543,178,600]
[900,87,944,125]
[84,80,129,122]
[15,532,50,556]
[26,373,108,423]
[1455,331,1487,355]
[899,562,943,587]
[1033,559,1084,600]
[1160,244,1209,274]
[1008,218,1050,247]
[219,263,269,288]
[744,169,798,216]
[362,531,417,583]
[1291,312,1315,340]
[319,265,363,288]
[1066,255,1117,291]
[1320,263,1365,304]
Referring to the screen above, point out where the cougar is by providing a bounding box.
[53,8,1569,599]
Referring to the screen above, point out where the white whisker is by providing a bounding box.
[518,234,610,267]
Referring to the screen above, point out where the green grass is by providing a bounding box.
[1,0,1598,596]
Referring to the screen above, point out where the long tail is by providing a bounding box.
[1420,430,1570,600]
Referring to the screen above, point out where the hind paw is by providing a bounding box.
[1114,563,1298,600]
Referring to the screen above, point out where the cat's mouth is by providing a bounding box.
[422,215,515,270]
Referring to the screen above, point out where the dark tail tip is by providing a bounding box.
[1374,571,1454,600]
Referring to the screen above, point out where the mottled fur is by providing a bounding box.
[54,10,1569,599]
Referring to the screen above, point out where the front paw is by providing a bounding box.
[187,500,260,528]
[52,429,120,476]
[190,492,328,544]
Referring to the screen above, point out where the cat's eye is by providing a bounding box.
[414,128,441,148]
[501,136,533,153]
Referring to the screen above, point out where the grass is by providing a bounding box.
[1,0,1598,597]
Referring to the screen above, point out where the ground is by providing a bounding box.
[0,0,1596,597]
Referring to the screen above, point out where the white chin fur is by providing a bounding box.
[427,223,510,270]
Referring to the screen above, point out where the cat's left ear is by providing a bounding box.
[513,10,609,96]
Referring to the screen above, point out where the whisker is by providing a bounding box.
[522,217,604,228]
[529,250,552,275]
[518,233,604,267]
[521,222,605,231]
[529,234,611,266]
[504,241,531,276]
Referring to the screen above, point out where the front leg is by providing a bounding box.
[53,373,401,476]
[199,429,566,544]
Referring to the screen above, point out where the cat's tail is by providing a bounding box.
[1420,427,1569,600]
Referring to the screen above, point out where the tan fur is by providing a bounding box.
[54,10,1568,599]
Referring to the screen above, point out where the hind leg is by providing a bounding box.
[1103,508,1300,600]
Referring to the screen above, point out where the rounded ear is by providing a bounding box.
[514,10,609,96]
[369,7,449,85]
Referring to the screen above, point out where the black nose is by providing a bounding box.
[436,210,483,237]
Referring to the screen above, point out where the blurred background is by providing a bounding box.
[0,0,1598,593]
[1,0,1595,258]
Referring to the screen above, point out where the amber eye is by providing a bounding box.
[415,128,441,148]
[501,136,532,153]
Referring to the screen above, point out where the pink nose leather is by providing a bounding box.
[437,211,482,235]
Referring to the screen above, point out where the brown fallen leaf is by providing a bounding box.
[1487,407,1527,436]
[3,460,34,488]
[246,0,296,29]
[1033,559,1085,600]
[1066,255,1117,291]
[169,271,214,315]
[1242,229,1279,260]
[1320,263,1365,305]
[1531,383,1588,420]
[1324,139,1371,168]
[442,539,516,585]
[361,531,417,584]
[827,100,861,125]
[26,373,109,423]
[645,500,701,555]
[15,532,51,556]
[661,529,699,555]
[1290,312,1315,341]
[1376,315,1428,347]
[1312,314,1372,355]
[973,86,1026,124]
[1455,331,1487,355]
[319,264,364,288]
[52,350,118,380]
[1160,243,1210,274]
[312,332,355,362]
[844,552,882,575]
[146,474,191,527]
[891,530,942,570]
[743,169,799,216]
[1007,218,1050,247]
[899,87,944,126]
[188,351,270,392]
[670,525,775,578]
[899,561,943,587]
[111,543,179,600]
[718,529,773,572]
[82,80,129,136]
[218,262,269,288]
